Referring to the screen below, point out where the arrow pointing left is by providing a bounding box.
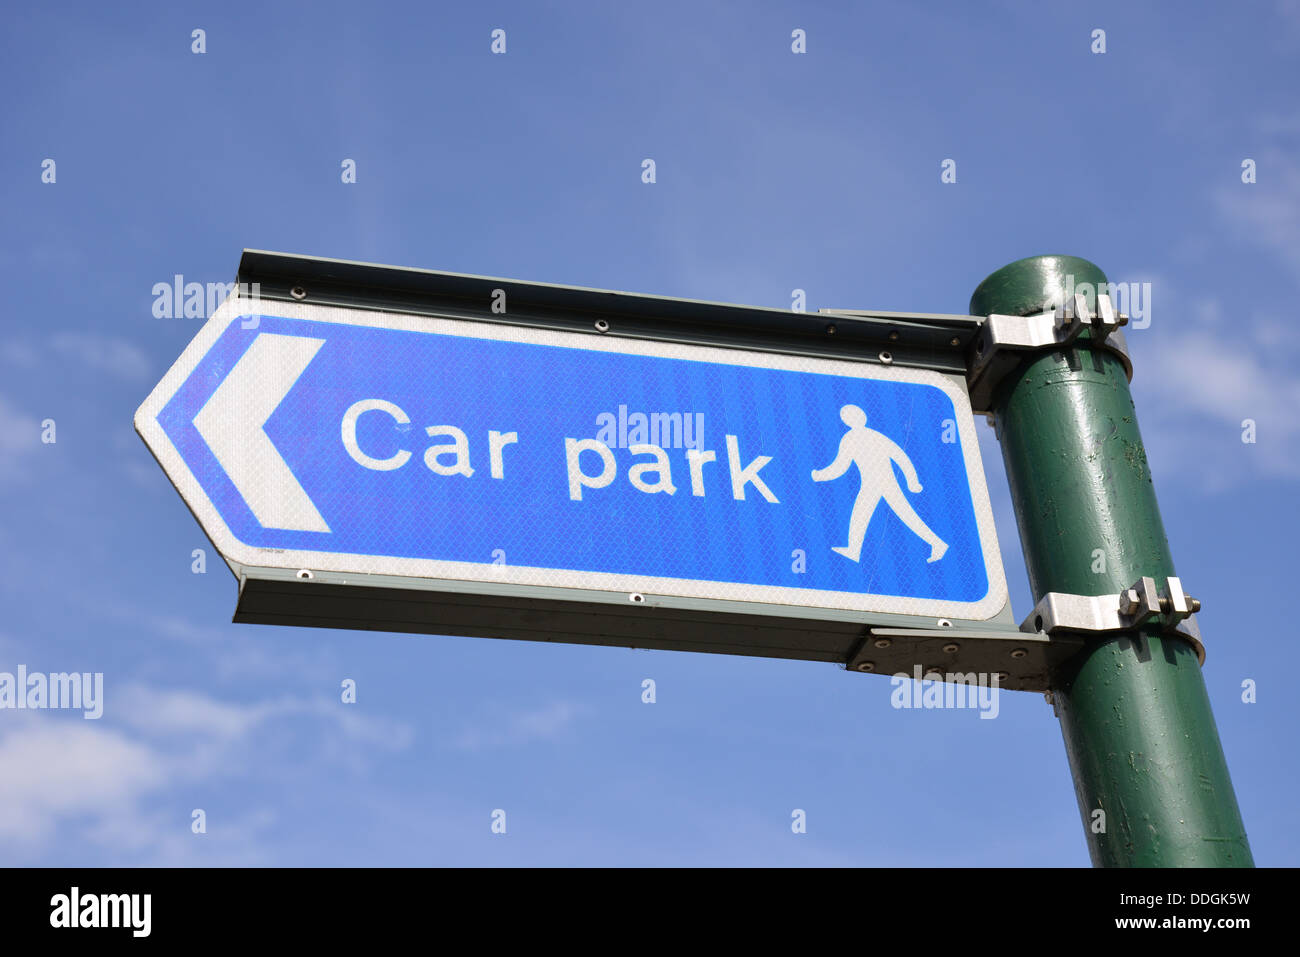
[193,332,331,533]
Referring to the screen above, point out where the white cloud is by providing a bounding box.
[0,395,41,480]
[130,610,343,685]
[84,805,278,866]
[112,684,413,752]
[1135,138,1300,489]
[51,332,151,380]
[1132,322,1300,488]
[0,718,166,844]
[0,396,39,454]
[115,686,269,740]
[452,700,585,751]
[1145,335,1300,431]
[0,683,412,861]
[1214,147,1300,279]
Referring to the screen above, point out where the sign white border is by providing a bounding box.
[136,296,1009,620]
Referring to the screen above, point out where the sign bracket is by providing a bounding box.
[846,624,1084,693]
[966,292,1133,414]
[843,574,1207,693]
[1019,575,1206,665]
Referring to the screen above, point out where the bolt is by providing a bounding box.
[888,330,900,341]
[1010,648,1027,659]
[873,638,892,649]
[855,661,875,673]
[942,643,959,654]
[1157,594,1202,615]
[949,336,961,347]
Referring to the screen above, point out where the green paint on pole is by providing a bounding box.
[970,255,1252,867]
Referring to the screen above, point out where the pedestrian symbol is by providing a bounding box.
[812,404,949,565]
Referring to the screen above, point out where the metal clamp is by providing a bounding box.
[968,292,1133,414]
[1019,576,1205,665]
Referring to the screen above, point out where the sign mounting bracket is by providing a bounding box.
[1019,575,1206,665]
[966,292,1133,414]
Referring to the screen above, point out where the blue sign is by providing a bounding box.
[137,299,1007,620]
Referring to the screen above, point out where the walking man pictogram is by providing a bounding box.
[812,404,948,564]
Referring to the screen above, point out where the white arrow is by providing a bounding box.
[193,333,331,533]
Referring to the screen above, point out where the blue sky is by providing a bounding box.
[1,0,1297,866]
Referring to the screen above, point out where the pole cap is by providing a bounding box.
[969,255,1109,318]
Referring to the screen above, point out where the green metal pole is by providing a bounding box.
[970,255,1252,867]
